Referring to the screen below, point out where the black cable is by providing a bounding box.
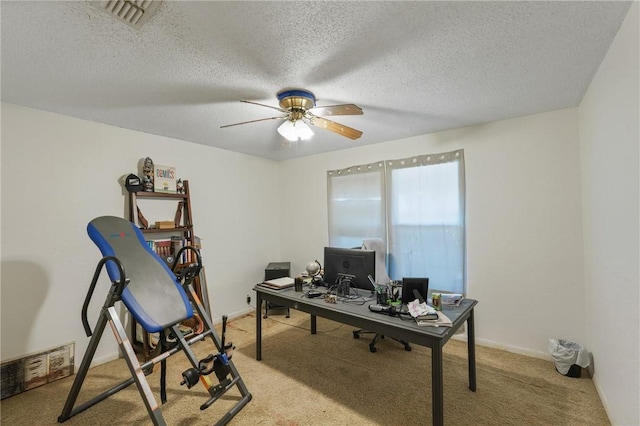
[338,294,368,305]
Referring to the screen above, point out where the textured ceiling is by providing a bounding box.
[1,1,632,161]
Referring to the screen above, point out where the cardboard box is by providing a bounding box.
[155,221,175,229]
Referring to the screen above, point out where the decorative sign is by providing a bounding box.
[153,165,176,193]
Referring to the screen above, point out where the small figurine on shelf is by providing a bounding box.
[142,157,154,192]
[176,178,184,194]
[142,175,153,192]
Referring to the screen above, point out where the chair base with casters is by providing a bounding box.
[352,238,413,353]
[57,216,251,426]
[352,329,411,353]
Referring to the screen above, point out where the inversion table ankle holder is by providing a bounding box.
[58,216,252,425]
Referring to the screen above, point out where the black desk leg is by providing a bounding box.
[256,292,262,361]
[432,341,444,426]
[310,315,317,334]
[467,308,476,391]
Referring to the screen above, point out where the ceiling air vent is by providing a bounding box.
[91,0,162,29]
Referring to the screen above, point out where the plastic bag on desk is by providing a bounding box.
[407,299,436,318]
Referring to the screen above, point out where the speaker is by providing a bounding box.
[264,262,291,281]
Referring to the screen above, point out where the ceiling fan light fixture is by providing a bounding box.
[222,88,363,141]
[277,120,313,141]
[277,89,316,110]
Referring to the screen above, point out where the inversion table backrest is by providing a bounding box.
[87,216,193,333]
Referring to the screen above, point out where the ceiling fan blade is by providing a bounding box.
[240,100,287,113]
[220,115,288,128]
[306,115,363,140]
[309,104,363,116]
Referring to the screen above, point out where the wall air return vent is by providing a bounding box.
[91,0,161,29]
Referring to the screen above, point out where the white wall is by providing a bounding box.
[579,3,639,425]
[1,103,587,365]
[0,104,281,364]
[279,107,586,359]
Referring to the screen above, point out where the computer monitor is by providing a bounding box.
[401,277,430,305]
[323,246,376,292]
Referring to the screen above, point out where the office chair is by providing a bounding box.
[58,216,251,425]
[352,238,412,353]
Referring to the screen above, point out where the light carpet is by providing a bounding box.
[0,309,609,425]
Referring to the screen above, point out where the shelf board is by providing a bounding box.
[135,191,188,200]
[140,226,192,233]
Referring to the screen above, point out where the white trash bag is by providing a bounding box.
[548,338,590,377]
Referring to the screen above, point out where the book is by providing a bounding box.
[415,312,439,321]
[148,239,173,265]
[406,299,450,326]
[416,311,453,327]
[153,164,176,193]
[193,236,202,250]
[174,201,183,227]
[440,293,464,306]
[170,236,185,263]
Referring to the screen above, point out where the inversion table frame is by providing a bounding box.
[58,216,251,425]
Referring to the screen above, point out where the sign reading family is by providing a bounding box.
[153,165,177,193]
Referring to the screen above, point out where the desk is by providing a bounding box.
[254,285,478,426]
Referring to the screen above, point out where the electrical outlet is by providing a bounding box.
[246,295,251,304]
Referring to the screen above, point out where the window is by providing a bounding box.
[327,161,386,249]
[327,150,466,294]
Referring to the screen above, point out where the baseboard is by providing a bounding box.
[238,307,553,362]
[85,310,552,372]
[474,337,551,361]
[590,374,614,425]
[88,352,121,371]
[220,306,254,323]
[441,333,551,362]
[81,308,255,371]
[223,310,551,363]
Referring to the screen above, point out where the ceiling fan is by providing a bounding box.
[221,89,364,141]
